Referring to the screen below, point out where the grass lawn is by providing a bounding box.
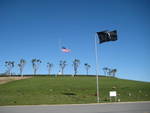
[0,76,150,105]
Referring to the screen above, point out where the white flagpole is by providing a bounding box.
[95,33,100,103]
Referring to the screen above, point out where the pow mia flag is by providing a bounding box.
[97,30,117,44]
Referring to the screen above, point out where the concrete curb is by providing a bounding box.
[1,101,150,107]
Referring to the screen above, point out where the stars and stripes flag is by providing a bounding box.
[61,47,71,53]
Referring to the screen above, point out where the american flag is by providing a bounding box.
[61,47,71,53]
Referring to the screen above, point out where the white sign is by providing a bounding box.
[109,91,117,97]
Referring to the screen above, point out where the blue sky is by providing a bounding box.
[0,0,150,82]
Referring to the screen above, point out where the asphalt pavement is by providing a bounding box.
[0,101,150,113]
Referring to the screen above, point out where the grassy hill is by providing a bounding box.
[0,75,150,105]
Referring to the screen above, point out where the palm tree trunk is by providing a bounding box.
[34,69,36,76]
[48,68,50,75]
[86,69,88,75]
[20,69,23,77]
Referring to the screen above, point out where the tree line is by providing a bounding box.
[103,67,117,77]
[2,59,92,77]
[2,59,117,77]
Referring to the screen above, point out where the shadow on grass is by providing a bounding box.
[62,92,76,96]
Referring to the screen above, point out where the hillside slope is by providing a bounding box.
[0,76,150,105]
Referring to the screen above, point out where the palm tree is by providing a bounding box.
[103,67,109,76]
[59,60,67,75]
[111,69,117,77]
[84,63,91,75]
[18,59,26,77]
[32,59,42,76]
[73,59,80,76]
[47,62,53,75]
[5,61,15,76]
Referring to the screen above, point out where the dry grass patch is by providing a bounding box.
[0,77,31,84]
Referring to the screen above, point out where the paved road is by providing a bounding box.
[0,102,150,113]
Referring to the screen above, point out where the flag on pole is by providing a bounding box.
[97,30,117,44]
[61,47,71,53]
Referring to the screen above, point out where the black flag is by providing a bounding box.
[97,30,117,44]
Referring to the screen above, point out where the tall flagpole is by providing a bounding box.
[95,33,100,103]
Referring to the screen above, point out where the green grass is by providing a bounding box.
[0,76,150,105]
